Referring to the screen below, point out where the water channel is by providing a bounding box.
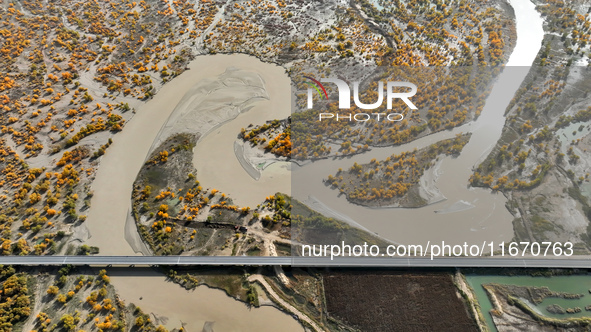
[466,274,591,332]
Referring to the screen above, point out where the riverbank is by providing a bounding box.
[234,139,292,182]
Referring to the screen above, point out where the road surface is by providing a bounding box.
[1,256,591,268]
[249,274,325,332]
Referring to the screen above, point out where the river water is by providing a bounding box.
[190,62,292,209]
[81,0,543,329]
[293,0,544,247]
[466,274,591,332]
[84,55,292,256]
[189,0,544,248]
[107,268,303,332]
[83,55,302,331]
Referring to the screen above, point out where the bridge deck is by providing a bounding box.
[0,256,590,268]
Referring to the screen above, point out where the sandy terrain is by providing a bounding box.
[150,67,269,152]
[419,159,446,205]
[235,139,291,181]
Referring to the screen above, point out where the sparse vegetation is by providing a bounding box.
[327,134,470,207]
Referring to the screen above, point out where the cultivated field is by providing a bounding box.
[323,271,478,331]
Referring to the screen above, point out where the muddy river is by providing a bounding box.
[84,55,303,331]
[82,0,543,329]
[191,0,544,247]
[108,268,303,332]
